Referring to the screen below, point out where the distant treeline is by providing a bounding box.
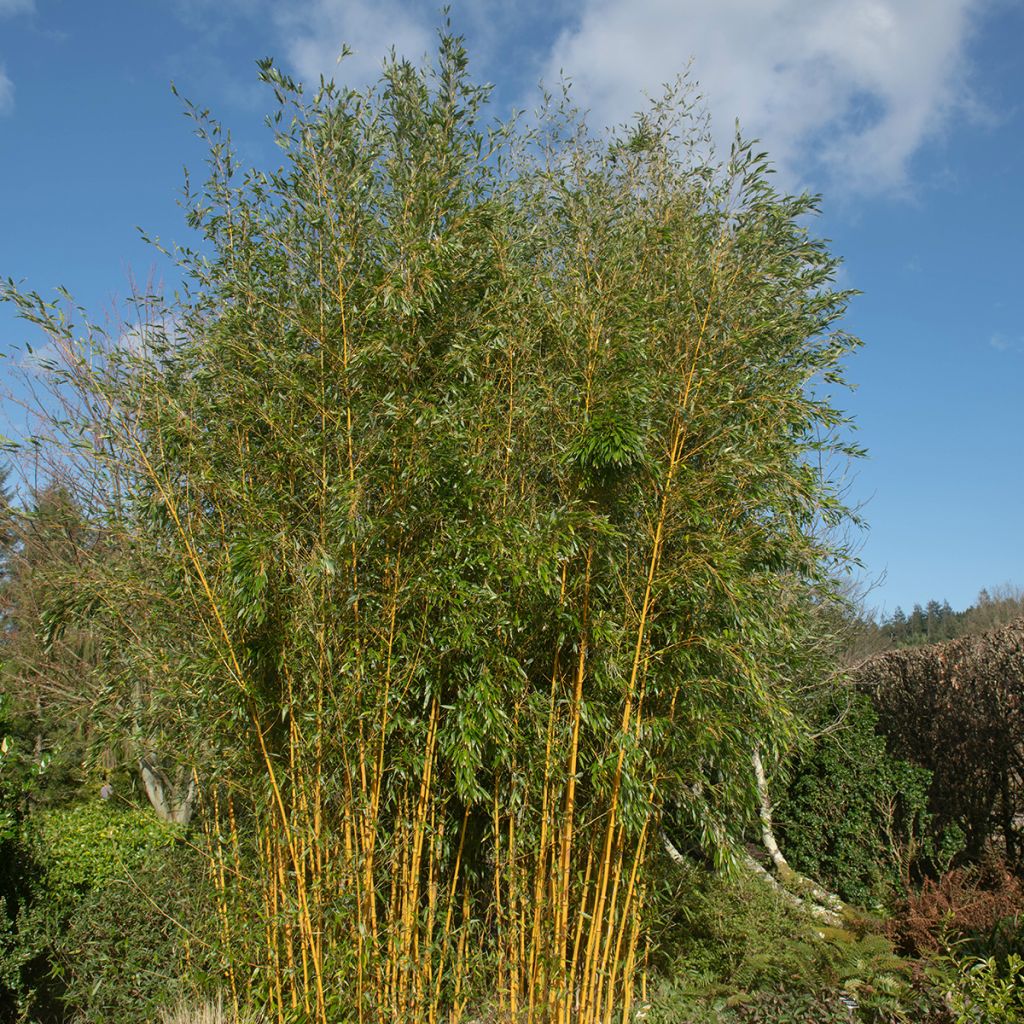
[847,583,1024,660]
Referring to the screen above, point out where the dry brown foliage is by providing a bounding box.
[888,857,1024,956]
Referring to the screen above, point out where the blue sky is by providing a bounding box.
[0,0,1021,618]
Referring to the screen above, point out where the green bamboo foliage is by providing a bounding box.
[3,29,862,1024]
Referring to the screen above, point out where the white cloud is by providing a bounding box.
[118,315,186,357]
[990,332,1023,354]
[273,0,435,87]
[542,0,986,195]
[180,0,988,196]
[0,64,13,115]
[0,0,32,117]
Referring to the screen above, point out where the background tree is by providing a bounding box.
[0,481,105,799]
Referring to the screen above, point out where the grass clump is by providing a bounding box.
[157,994,264,1024]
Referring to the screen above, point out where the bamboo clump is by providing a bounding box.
[4,29,863,1024]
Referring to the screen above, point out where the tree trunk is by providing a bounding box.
[140,758,196,825]
[751,747,857,924]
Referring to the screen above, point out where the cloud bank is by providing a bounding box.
[543,0,986,195]
[180,0,989,197]
[273,0,435,87]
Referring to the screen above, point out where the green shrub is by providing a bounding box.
[646,865,928,1023]
[6,800,214,1024]
[0,697,47,1023]
[776,691,941,908]
[942,953,1024,1023]
[48,839,216,1024]
[31,800,183,897]
[732,988,860,1023]
[658,869,837,994]
[960,913,1024,966]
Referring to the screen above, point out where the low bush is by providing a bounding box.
[646,864,933,1023]
[889,857,1024,957]
[646,985,856,1024]
[3,799,216,1024]
[30,799,183,897]
[776,691,941,909]
[1,698,55,1023]
[650,862,834,996]
[943,953,1024,1023]
[47,838,216,1024]
[732,988,870,1023]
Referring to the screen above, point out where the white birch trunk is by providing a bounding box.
[140,758,197,826]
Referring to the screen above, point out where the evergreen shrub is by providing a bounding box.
[31,800,182,896]
[4,800,211,1024]
[647,865,928,1022]
[46,839,215,1024]
[777,691,940,908]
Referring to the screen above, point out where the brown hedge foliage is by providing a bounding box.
[853,616,1024,861]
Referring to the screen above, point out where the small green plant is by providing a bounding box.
[658,867,835,993]
[732,988,857,1023]
[960,913,1024,965]
[945,953,1024,1023]
[47,842,216,1024]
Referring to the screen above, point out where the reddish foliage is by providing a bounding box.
[889,857,1024,956]
[854,617,1024,862]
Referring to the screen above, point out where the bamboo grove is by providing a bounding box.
[3,31,863,1024]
